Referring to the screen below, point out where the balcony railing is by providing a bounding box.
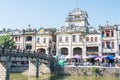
[102,48,116,52]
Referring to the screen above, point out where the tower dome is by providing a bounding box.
[64,8,89,32]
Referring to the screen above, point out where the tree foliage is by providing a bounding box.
[0,35,15,48]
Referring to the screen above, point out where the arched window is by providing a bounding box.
[15,36,17,41]
[106,33,110,37]
[26,45,32,50]
[106,41,111,49]
[102,42,105,48]
[61,48,68,55]
[112,42,114,48]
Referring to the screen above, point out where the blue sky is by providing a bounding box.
[0,0,120,30]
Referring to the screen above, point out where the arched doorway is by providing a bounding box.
[73,47,82,55]
[37,48,46,54]
[60,48,68,55]
[26,45,32,50]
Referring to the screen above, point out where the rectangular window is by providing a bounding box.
[95,37,97,42]
[91,37,93,41]
[79,35,82,41]
[73,35,76,42]
[66,37,68,42]
[37,38,40,43]
[86,37,89,41]
[43,38,46,43]
[59,37,62,42]
[19,36,20,41]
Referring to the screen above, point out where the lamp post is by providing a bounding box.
[48,40,52,55]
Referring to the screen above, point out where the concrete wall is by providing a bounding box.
[22,61,51,77]
[0,62,6,80]
[54,66,120,77]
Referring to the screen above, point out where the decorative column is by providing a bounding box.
[6,56,11,80]
[70,33,73,57]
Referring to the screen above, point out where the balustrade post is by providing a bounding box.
[2,47,4,54]
[36,58,39,77]
[17,49,19,53]
[33,50,35,56]
[6,55,11,80]
[9,47,12,55]
[23,49,25,53]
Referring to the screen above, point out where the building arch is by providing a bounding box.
[73,47,82,55]
[60,47,68,55]
[26,45,32,50]
[37,48,46,54]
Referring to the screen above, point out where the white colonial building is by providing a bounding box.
[99,24,119,56]
[36,28,53,54]
[1,8,120,58]
[86,27,101,57]
[56,8,90,58]
[117,25,120,55]
[56,8,120,58]
[7,26,55,55]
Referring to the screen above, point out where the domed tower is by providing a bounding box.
[65,8,89,33]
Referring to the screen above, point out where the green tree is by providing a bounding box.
[2,28,6,32]
[49,28,56,42]
[0,35,15,48]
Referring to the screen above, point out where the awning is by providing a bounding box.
[107,55,114,60]
[74,54,81,59]
[86,52,98,54]
[84,55,98,59]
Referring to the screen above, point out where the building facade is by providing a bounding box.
[0,8,120,58]
[56,8,120,58]
[56,8,89,58]
[7,26,54,55]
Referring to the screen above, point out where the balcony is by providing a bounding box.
[86,52,98,55]
[102,37,115,40]
[25,41,32,44]
[86,42,99,46]
[102,48,116,53]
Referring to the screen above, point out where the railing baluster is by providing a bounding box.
[2,47,4,54]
